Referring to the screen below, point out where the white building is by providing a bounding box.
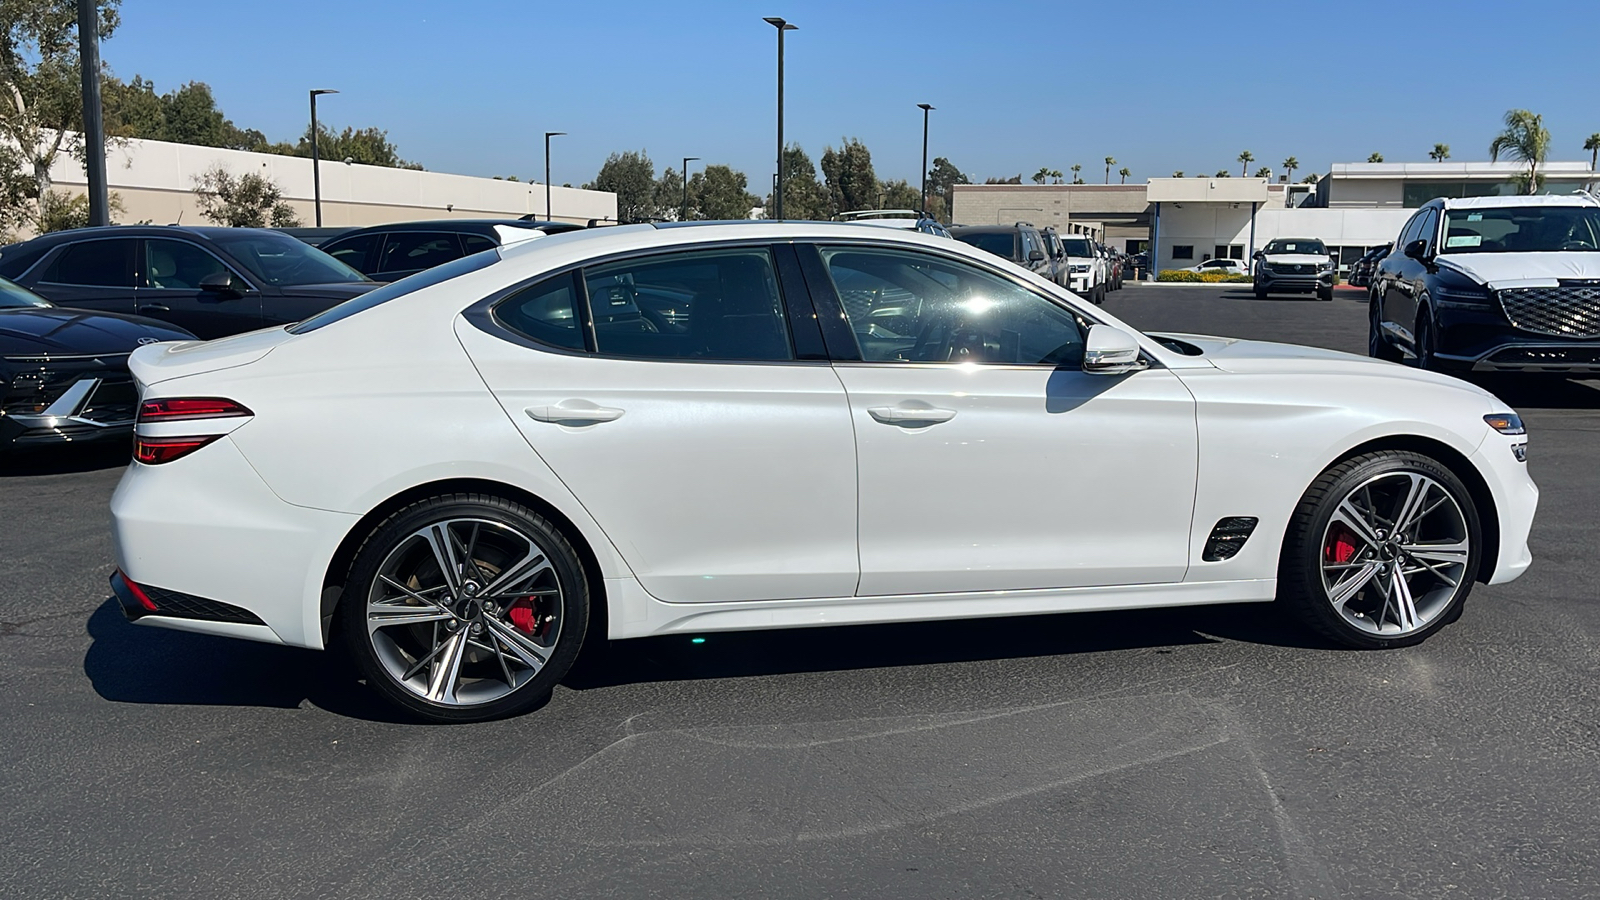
[31,134,617,237]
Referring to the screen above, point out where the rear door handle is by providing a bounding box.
[867,406,956,426]
[525,403,625,425]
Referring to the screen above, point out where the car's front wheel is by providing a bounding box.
[339,493,590,723]
[1278,451,1480,649]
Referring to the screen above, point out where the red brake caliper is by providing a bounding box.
[508,597,540,634]
[1324,526,1358,564]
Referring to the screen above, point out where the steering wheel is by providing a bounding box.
[1561,239,1596,251]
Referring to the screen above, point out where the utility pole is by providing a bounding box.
[309,89,338,226]
[763,17,797,220]
[917,103,934,215]
[77,0,109,226]
[681,156,699,222]
[545,132,565,221]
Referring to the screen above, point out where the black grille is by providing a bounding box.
[1498,284,1600,338]
[1486,346,1600,366]
[77,376,137,423]
[1274,264,1314,275]
[1203,517,1260,562]
[140,584,265,625]
[2,355,132,418]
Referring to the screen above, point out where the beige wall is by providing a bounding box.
[950,184,1149,237]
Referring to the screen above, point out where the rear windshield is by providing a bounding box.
[955,232,1017,259]
[287,249,499,334]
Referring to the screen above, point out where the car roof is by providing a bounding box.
[948,224,1026,233]
[7,225,303,247]
[1439,193,1600,210]
[329,219,584,237]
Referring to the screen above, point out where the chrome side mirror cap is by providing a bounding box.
[1082,324,1148,375]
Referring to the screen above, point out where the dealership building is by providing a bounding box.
[952,161,1598,276]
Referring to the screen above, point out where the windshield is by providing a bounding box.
[0,276,51,308]
[1060,237,1095,258]
[1264,239,1326,255]
[955,232,1017,259]
[207,230,370,286]
[1442,206,1600,253]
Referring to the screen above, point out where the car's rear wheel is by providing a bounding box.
[339,493,589,723]
[1278,451,1480,649]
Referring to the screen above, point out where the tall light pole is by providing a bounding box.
[309,89,338,227]
[763,17,797,220]
[544,132,565,222]
[77,0,109,227]
[681,156,699,222]
[917,103,935,215]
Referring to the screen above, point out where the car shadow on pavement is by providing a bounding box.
[1471,375,1600,410]
[81,599,417,723]
[565,601,1335,691]
[0,443,130,477]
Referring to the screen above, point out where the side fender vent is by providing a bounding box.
[1203,517,1260,562]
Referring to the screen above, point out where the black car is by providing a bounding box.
[318,219,585,282]
[1347,244,1391,288]
[0,226,378,340]
[949,223,1057,284]
[1369,196,1600,374]
[1,276,193,454]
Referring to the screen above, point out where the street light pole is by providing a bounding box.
[681,156,699,222]
[917,103,934,215]
[309,89,338,227]
[77,0,109,227]
[763,17,797,220]
[544,132,565,222]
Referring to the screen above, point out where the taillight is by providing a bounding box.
[134,396,252,465]
[137,397,253,422]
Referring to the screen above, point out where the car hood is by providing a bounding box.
[1151,332,1496,394]
[1261,254,1330,265]
[0,307,194,358]
[128,324,295,385]
[1435,252,1600,290]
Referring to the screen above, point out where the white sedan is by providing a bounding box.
[1184,258,1251,276]
[110,222,1538,722]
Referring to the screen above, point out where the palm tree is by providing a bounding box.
[1367,152,1384,163]
[1237,150,1254,177]
[1585,133,1600,170]
[1118,167,1130,184]
[1429,143,1451,161]
[1281,156,1298,182]
[1104,156,1116,184]
[1172,170,1184,178]
[1070,163,1082,184]
[1254,166,1272,179]
[1214,170,1231,178]
[1489,109,1551,194]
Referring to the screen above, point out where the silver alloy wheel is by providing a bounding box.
[1319,472,1471,636]
[365,517,563,706]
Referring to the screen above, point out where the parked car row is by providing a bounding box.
[946,222,1123,304]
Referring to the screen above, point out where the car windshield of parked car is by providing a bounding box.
[207,231,370,286]
[0,277,52,308]
[1264,239,1326,255]
[955,232,1016,259]
[1059,237,1095,258]
[1441,206,1600,253]
[287,249,498,334]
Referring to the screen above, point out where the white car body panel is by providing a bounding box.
[108,222,1538,653]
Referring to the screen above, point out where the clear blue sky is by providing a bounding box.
[103,0,1596,188]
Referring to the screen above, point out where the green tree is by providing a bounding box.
[1302,173,1320,184]
[1104,156,1116,183]
[101,74,162,138]
[926,156,967,220]
[0,0,121,232]
[1237,149,1253,177]
[158,81,235,146]
[773,144,829,220]
[1172,170,1184,178]
[880,178,920,209]
[983,174,1022,185]
[1429,143,1451,162]
[690,164,757,220]
[192,165,299,227]
[1281,156,1298,182]
[653,165,685,220]
[37,188,124,232]
[1586,133,1600,170]
[1214,170,1231,178]
[1070,163,1082,184]
[587,150,657,222]
[820,138,878,214]
[1489,109,1550,194]
[1254,166,1272,179]
[1118,166,1131,184]
[1367,152,1384,163]
[294,123,418,168]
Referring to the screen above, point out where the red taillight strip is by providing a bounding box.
[137,397,253,423]
[134,434,222,465]
[121,573,159,611]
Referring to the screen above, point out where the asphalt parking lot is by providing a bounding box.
[3,283,1598,899]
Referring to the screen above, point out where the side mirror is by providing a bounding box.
[1082,324,1148,376]
[1027,249,1046,262]
[1252,250,1264,260]
[1403,239,1429,262]
[198,271,238,294]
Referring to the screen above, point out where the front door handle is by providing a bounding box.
[138,304,170,314]
[525,403,625,425]
[867,406,956,426]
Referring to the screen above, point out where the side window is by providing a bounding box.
[460,234,496,256]
[41,239,136,287]
[1020,230,1040,259]
[378,232,462,274]
[1396,212,1425,249]
[819,246,1088,366]
[1416,209,1440,254]
[582,248,793,362]
[143,239,231,289]
[322,233,382,274]
[494,273,585,351]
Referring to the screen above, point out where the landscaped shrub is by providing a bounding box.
[1157,269,1253,283]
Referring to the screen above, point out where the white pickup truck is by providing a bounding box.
[1056,234,1107,304]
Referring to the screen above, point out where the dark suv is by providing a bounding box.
[949,223,1056,283]
[319,219,584,282]
[0,226,377,340]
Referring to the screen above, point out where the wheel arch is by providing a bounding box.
[318,478,610,647]
[1330,434,1501,583]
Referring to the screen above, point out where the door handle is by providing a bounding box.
[867,406,956,426]
[525,403,625,425]
[138,304,170,313]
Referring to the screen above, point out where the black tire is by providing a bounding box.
[1414,300,1456,373]
[1093,284,1106,305]
[1369,296,1402,361]
[339,492,590,723]
[1254,284,1268,300]
[1318,284,1334,301]
[1277,451,1481,650]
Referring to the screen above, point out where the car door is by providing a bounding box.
[26,238,138,315]
[319,231,384,277]
[135,238,261,339]
[1384,209,1435,345]
[804,243,1198,596]
[457,243,860,604]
